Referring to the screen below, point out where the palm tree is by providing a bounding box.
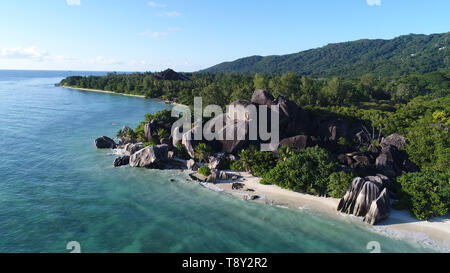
[194,143,212,163]
[237,149,253,174]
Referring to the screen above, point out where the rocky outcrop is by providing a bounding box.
[181,124,202,158]
[121,125,132,136]
[374,134,417,177]
[217,171,229,180]
[189,172,207,182]
[129,144,168,168]
[279,135,319,150]
[204,112,256,154]
[375,147,397,177]
[144,120,158,141]
[206,172,217,183]
[337,151,377,171]
[364,188,390,225]
[186,159,199,171]
[353,182,381,217]
[172,126,183,147]
[337,175,391,225]
[208,156,221,170]
[337,177,366,214]
[217,90,312,152]
[124,143,143,156]
[275,97,311,138]
[207,153,229,170]
[113,155,130,167]
[334,133,416,178]
[227,100,257,121]
[352,155,372,169]
[380,134,407,150]
[232,183,244,190]
[95,136,117,149]
[117,126,134,145]
[311,115,364,144]
[251,89,274,106]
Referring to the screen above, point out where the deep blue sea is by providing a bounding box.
[0,70,440,253]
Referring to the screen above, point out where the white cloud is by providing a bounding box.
[167,27,179,32]
[139,30,170,39]
[0,46,48,60]
[67,0,81,6]
[151,32,168,39]
[159,11,181,17]
[89,56,125,66]
[366,0,381,6]
[148,1,166,8]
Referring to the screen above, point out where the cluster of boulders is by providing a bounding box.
[173,89,372,157]
[337,134,417,178]
[335,134,417,225]
[93,89,419,225]
[337,175,392,225]
[94,135,236,185]
[186,153,237,183]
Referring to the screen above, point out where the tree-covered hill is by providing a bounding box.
[201,32,450,77]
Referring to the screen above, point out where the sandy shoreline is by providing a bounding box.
[199,171,450,252]
[61,85,186,107]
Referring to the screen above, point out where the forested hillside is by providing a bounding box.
[201,32,450,77]
[60,70,449,109]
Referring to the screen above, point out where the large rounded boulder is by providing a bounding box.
[129,144,169,168]
[380,134,407,150]
[337,175,392,225]
[278,135,319,150]
[95,136,117,149]
[251,89,274,106]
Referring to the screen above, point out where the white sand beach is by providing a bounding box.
[62,86,191,107]
[205,171,450,251]
[62,86,147,98]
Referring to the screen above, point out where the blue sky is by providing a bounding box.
[0,0,449,72]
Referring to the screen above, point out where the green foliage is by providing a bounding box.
[117,127,137,143]
[261,146,338,195]
[383,95,450,136]
[233,146,277,177]
[134,122,146,141]
[405,122,450,172]
[61,68,449,112]
[433,110,450,127]
[217,159,232,170]
[337,137,353,149]
[277,146,296,162]
[327,171,356,198]
[396,172,450,220]
[143,139,159,147]
[198,166,211,177]
[156,128,170,141]
[194,143,212,163]
[145,109,177,124]
[201,32,450,78]
[377,95,450,172]
[230,160,244,172]
[174,142,190,160]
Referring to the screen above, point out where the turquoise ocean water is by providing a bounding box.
[0,70,441,253]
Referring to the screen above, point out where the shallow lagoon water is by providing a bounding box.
[0,70,439,253]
